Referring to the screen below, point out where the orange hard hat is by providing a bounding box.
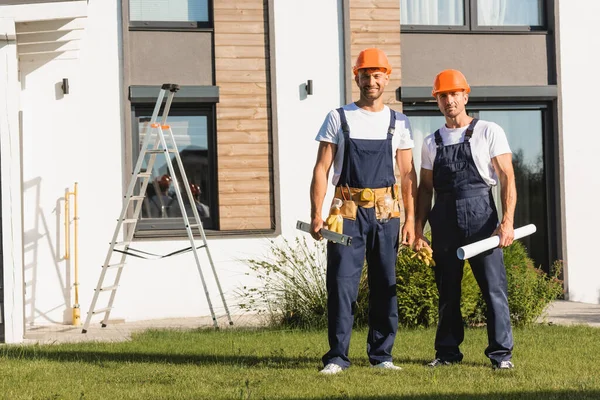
[190,183,201,198]
[353,48,392,75]
[432,69,471,97]
[156,174,172,191]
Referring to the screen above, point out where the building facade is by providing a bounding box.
[0,0,597,343]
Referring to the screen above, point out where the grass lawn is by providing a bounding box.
[0,324,598,399]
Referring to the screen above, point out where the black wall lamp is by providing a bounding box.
[305,80,313,96]
[61,78,69,95]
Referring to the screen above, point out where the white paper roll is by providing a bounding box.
[456,224,537,260]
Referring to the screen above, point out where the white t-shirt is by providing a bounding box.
[315,103,415,186]
[420,120,511,186]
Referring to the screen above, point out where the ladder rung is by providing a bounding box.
[188,224,202,228]
[137,172,152,178]
[128,195,145,201]
[98,285,118,292]
[105,263,125,269]
[146,149,176,154]
[90,307,112,315]
[121,219,138,224]
[112,241,131,247]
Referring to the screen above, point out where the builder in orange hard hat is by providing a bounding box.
[309,48,417,374]
[414,69,517,370]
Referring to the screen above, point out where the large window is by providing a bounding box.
[129,0,212,29]
[132,104,218,236]
[401,0,546,31]
[407,105,553,270]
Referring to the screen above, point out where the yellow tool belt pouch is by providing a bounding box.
[335,184,401,220]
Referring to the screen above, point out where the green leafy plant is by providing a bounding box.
[237,237,328,329]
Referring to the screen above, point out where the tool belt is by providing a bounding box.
[332,184,401,221]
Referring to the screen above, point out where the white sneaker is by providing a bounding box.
[319,363,344,375]
[371,361,402,370]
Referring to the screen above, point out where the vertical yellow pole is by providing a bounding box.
[72,182,81,326]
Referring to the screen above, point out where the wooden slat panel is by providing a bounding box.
[351,44,400,56]
[217,107,268,120]
[215,46,266,59]
[219,217,273,230]
[215,58,268,71]
[220,204,272,218]
[351,0,400,8]
[219,155,270,169]
[219,94,269,108]
[351,32,400,45]
[218,119,269,131]
[217,131,269,144]
[219,192,271,206]
[218,143,269,157]
[351,20,401,33]
[214,1,265,10]
[219,169,270,182]
[350,8,401,21]
[216,70,270,83]
[214,9,265,22]
[219,82,268,96]
[214,21,266,34]
[219,180,271,193]
[214,33,267,46]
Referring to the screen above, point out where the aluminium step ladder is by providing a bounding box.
[82,83,233,333]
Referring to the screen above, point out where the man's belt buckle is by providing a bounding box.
[360,188,374,202]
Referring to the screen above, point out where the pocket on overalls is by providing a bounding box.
[375,193,394,222]
[339,199,358,220]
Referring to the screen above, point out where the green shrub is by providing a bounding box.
[237,237,328,329]
[238,237,563,329]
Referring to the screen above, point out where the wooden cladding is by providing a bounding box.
[349,0,401,105]
[214,0,274,231]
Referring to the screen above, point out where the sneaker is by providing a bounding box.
[319,363,344,375]
[371,361,402,370]
[493,360,514,370]
[427,358,459,368]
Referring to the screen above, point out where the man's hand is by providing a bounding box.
[413,232,431,253]
[493,221,514,248]
[401,220,415,246]
[311,216,324,241]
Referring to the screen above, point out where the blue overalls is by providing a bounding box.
[429,118,513,366]
[322,107,400,369]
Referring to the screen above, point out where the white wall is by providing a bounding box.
[12,0,346,332]
[557,0,600,304]
[1,18,25,343]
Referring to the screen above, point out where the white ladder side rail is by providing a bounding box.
[166,125,233,326]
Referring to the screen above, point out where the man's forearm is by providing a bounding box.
[500,176,517,225]
[400,169,417,221]
[310,167,328,219]
[415,186,433,234]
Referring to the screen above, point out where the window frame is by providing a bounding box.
[128,0,214,32]
[130,103,220,238]
[401,0,548,34]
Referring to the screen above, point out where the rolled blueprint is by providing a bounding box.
[456,224,537,260]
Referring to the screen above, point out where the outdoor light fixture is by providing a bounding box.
[61,78,69,95]
[305,80,313,96]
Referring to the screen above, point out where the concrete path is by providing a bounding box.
[18,300,600,345]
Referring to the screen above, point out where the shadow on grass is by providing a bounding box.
[286,392,600,400]
[0,347,321,369]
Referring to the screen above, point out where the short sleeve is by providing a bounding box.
[315,110,341,144]
[487,123,512,158]
[420,136,434,170]
[395,113,415,150]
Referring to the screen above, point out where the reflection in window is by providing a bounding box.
[480,110,547,268]
[477,0,543,26]
[137,115,212,226]
[401,0,465,26]
[129,0,209,22]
